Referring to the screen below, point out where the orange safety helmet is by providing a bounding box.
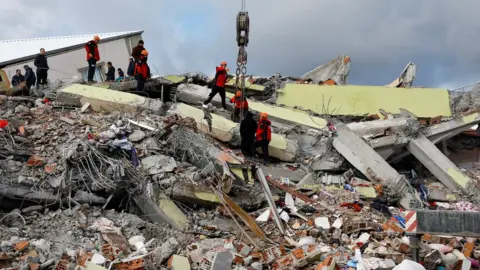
[93,35,100,42]
[260,112,268,119]
[141,50,149,56]
[220,61,227,66]
[235,90,242,97]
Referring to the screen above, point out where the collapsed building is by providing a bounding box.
[1,53,480,270]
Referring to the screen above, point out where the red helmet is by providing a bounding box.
[220,61,227,66]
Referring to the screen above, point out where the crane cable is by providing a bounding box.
[235,0,249,121]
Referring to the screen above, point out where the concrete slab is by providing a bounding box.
[133,194,187,230]
[332,123,421,208]
[276,84,452,118]
[407,134,472,192]
[168,103,298,162]
[57,84,162,113]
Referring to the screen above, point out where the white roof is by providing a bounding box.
[0,30,141,64]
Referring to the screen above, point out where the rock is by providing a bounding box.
[167,255,190,270]
[128,130,146,142]
[21,205,44,213]
[141,155,177,175]
[73,190,106,205]
[155,237,179,264]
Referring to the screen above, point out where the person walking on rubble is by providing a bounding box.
[11,69,25,87]
[127,57,135,77]
[23,65,36,90]
[105,62,115,81]
[84,35,101,83]
[254,112,272,165]
[134,50,150,92]
[203,61,229,110]
[34,48,49,89]
[131,40,145,61]
[230,89,249,122]
[240,110,257,156]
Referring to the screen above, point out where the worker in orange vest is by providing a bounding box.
[254,112,271,165]
[203,61,229,110]
[134,50,150,92]
[84,35,100,83]
[230,90,248,122]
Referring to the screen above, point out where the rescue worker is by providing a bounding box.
[134,50,150,92]
[230,90,248,122]
[203,62,229,110]
[240,110,257,156]
[127,57,135,77]
[23,65,36,90]
[254,112,271,165]
[84,36,101,83]
[11,69,25,87]
[34,48,49,89]
[131,40,145,61]
[105,62,115,81]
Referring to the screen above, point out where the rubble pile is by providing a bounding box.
[1,75,480,270]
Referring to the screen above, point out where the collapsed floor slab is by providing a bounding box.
[57,84,163,113]
[168,103,298,162]
[407,134,473,193]
[276,84,452,118]
[331,123,421,208]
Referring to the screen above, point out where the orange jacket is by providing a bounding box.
[230,96,248,109]
[134,56,150,79]
[214,66,228,87]
[256,119,271,141]
[84,40,100,61]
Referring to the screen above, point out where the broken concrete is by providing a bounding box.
[331,123,421,208]
[133,194,187,230]
[407,134,473,193]
[276,84,452,118]
[57,84,163,113]
[168,103,299,162]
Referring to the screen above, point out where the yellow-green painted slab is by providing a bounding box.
[225,79,265,91]
[164,75,186,84]
[226,92,327,129]
[276,84,452,118]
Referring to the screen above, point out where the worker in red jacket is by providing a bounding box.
[134,50,150,92]
[203,61,229,110]
[254,112,272,165]
[84,36,100,83]
[230,90,249,122]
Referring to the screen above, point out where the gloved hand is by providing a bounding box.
[226,68,230,72]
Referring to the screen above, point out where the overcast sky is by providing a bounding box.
[1,0,479,89]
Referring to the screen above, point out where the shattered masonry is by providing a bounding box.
[1,57,480,270]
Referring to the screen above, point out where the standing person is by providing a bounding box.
[116,68,125,81]
[240,110,257,156]
[203,61,229,109]
[34,48,49,88]
[127,57,135,77]
[11,69,25,87]
[84,36,101,83]
[131,40,145,61]
[230,89,249,122]
[23,65,36,90]
[105,62,115,81]
[253,112,271,165]
[134,50,150,92]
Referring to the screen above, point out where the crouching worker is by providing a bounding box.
[254,112,271,165]
[230,90,248,122]
[240,111,257,156]
[134,50,150,92]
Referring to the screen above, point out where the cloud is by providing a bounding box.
[1,0,480,89]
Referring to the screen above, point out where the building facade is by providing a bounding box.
[0,31,143,89]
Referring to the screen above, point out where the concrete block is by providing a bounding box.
[57,84,162,113]
[407,134,472,192]
[133,194,187,230]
